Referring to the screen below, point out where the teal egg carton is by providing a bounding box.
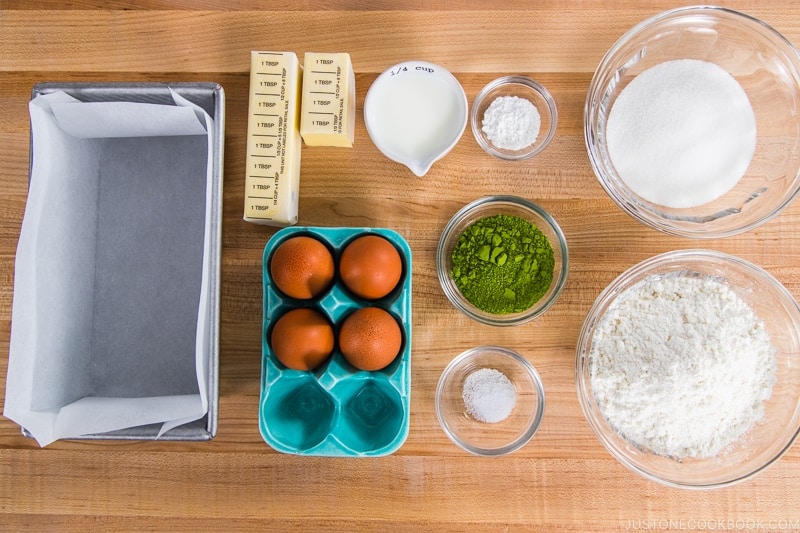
[260,226,412,456]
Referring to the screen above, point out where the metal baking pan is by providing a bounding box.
[16,82,224,442]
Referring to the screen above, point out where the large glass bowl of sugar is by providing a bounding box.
[585,6,800,238]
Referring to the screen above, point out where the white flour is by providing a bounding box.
[606,59,757,209]
[462,368,516,423]
[589,273,776,459]
[481,95,541,150]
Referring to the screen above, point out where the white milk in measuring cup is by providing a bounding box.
[365,61,468,177]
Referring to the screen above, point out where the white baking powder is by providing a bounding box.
[481,95,541,151]
[462,368,517,423]
[589,273,776,459]
[606,59,757,209]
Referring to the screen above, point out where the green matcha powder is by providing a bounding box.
[451,214,554,314]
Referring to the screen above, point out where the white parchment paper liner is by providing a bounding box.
[4,90,213,446]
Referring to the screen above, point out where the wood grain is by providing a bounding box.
[2,2,800,531]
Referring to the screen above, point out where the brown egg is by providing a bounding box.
[270,236,334,299]
[339,307,403,371]
[339,235,403,300]
[270,308,334,371]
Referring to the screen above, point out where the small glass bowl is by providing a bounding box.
[576,249,800,489]
[436,195,569,326]
[436,346,545,456]
[471,76,558,160]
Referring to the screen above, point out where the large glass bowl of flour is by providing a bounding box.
[576,250,800,489]
[585,6,800,238]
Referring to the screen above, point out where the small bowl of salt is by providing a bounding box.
[470,76,558,161]
[436,346,545,456]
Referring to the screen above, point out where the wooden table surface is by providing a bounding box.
[2,1,800,530]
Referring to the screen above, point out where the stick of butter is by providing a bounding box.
[300,52,356,147]
[244,51,303,225]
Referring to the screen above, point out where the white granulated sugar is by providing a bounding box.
[589,273,776,459]
[481,95,541,151]
[606,59,757,209]
[462,367,517,423]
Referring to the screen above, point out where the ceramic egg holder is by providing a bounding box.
[260,227,412,456]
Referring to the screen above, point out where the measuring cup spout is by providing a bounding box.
[405,159,435,177]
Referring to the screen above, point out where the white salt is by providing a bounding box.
[606,59,757,209]
[462,368,516,423]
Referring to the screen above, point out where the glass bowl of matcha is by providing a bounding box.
[436,195,569,326]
